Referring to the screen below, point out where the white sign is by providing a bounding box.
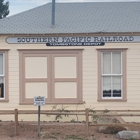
[34,96,45,106]
[6,36,140,44]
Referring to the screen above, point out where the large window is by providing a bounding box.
[0,50,9,102]
[97,49,127,101]
[19,49,83,104]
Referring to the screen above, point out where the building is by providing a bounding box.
[0,2,140,121]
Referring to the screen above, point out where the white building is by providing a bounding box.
[0,2,140,121]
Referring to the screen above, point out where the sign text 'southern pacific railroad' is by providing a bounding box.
[6,36,140,44]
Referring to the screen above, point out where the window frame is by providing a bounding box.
[19,49,83,105]
[97,48,127,102]
[0,50,9,102]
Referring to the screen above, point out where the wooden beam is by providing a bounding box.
[89,123,140,127]
[85,108,89,136]
[15,109,18,136]
[89,114,140,116]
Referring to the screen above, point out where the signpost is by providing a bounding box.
[34,96,45,137]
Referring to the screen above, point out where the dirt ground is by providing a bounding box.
[0,121,139,140]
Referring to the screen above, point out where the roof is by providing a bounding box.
[0,2,140,34]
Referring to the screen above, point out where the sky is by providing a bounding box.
[7,0,140,16]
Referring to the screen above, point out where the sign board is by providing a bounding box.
[6,36,140,44]
[34,96,45,106]
[46,42,105,46]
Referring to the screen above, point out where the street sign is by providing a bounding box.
[34,96,45,106]
[46,42,105,46]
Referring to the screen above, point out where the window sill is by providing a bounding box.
[97,99,127,102]
[19,101,84,105]
[0,99,9,102]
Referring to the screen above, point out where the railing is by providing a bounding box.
[0,109,140,136]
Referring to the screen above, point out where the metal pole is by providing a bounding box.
[15,109,18,136]
[38,106,40,137]
[85,108,89,136]
[52,0,55,26]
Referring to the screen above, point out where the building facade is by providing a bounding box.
[0,2,140,121]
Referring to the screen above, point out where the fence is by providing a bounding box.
[0,109,140,136]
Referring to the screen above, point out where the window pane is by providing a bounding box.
[103,53,111,74]
[0,78,4,98]
[113,77,121,97]
[103,77,111,97]
[0,54,3,75]
[112,52,121,74]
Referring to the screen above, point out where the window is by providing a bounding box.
[97,49,127,101]
[0,54,4,98]
[0,50,9,102]
[19,49,83,104]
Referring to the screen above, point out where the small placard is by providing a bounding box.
[34,96,45,106]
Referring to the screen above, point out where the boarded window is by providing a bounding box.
[19,50,83,104]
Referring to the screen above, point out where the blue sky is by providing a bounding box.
[8,0,140,16]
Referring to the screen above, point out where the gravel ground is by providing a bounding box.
[0,121,139,140]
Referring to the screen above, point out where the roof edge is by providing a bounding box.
[1,32,140,36]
